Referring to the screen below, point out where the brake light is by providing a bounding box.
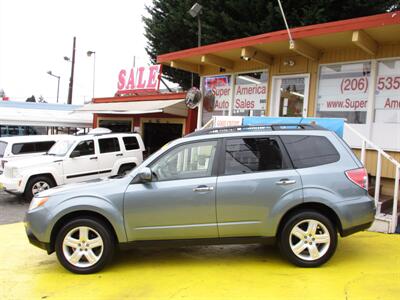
[345,168,368,190]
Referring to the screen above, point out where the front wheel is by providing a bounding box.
[24,175,56,201]
[279,211,337,267]
[55,218,114,274]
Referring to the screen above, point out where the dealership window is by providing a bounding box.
[202,75,232,125]
[233,71,268,116]
[99,119,132,133]
[375,59,400,124]
[316,62,370,124]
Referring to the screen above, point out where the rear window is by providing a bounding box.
[99,138,121,153]
[224,137,285,175]
[11,141,56,155]
[0,141,7,157]
[281,135,340,168]
[123,136,140,150]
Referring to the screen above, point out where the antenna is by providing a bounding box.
[277,0,294,47]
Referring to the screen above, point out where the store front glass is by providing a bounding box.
[316,62,370,124]
[202,75,232,125]
[233,71,268,116]
[271,75,309,117]
[375,59,400,124]
[99,119,133,132]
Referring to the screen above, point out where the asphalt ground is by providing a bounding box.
[0,222,399,300]
[0,190,29,225]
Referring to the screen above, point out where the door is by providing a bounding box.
[124,140,220,241]
[97,137,122,176]
[271,74,310,117]
[216,136,302,237]
[143,122,183,154]
[63,139,99,184]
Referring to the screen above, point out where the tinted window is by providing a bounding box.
[35,141,56,152]
[224,137,284,175]
[123,136,139,150]
[12,141,56,155]
[99,138,120,153]
[281,135,340,168]
[151,141,217,181]
[73,140,95,156]
[0,142,7,157]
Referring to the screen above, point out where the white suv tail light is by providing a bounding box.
[345,168,368,190]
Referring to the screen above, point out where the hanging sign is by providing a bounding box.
[117,64,162,94]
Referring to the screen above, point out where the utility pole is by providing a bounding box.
[67,36,76,105]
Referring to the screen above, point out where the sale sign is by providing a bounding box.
[117,64,162,94]
[234,84,267,111]
[317,63,370,112]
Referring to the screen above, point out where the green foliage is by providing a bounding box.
[144,0,399,90]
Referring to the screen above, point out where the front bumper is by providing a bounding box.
[0,175,24,194]
[25,223,52,253]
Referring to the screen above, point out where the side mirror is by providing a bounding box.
[137,167,152,182]
[70,150,80,158]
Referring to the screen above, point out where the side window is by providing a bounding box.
[12,142,36,154]
[224,137,285,175]
[280,135,340,168]
[73,140,95,157]
[98,138,120,154]
[35,141,56,152]
[123,136,139,150]
[151,141,218,181]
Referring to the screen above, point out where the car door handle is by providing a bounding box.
[193,185,214,192]
[116,153,123,157]
[276,179,296,185]
[90,157,98,160]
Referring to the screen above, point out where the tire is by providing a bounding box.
[24,175,56,201]
[278,210,337,267]
[55,217,115,274]
[118,164,135,176]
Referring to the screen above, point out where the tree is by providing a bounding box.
[143,0,399,90]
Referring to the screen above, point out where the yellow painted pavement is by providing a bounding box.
[0,222,400,300]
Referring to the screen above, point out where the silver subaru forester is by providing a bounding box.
[25,124,375,273]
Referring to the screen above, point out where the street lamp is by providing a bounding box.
[47,70,60,103]
[87,50,96,99]
[188,3,202,47]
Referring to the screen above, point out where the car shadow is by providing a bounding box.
[107,243,287,271]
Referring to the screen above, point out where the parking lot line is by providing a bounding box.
[1,222,399,300]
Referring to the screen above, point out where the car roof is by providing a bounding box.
[0,135,62,143]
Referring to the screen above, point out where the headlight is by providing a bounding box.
[29,197,49,211]
[11,167,20,178]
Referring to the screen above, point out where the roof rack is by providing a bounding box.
[186,123,325,137]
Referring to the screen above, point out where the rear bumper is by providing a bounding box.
[337,195,376,237]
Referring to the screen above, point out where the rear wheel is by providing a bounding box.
[55,218,114,274]
[279,211,337,267]
[24,175,55,200]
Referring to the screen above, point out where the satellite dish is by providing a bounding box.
[185,87,202,109]
[203,89,215,112]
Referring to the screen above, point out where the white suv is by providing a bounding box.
[0,135,60,174]
[0,132,144,200]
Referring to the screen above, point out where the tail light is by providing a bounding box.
[345,168,368,190]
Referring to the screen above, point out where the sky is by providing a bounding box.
[0,0,166,105]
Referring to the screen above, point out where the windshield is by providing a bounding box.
[0,141,7,158]
[48,139,75,156]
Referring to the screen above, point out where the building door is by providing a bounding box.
[271,74,310,118]
[143,122,183,154]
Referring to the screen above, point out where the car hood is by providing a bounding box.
[6,155,62,169]
[37,175,130,198]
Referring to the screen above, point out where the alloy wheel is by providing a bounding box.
[31,181,50,195]
[62,226,104,268]
[289,219,331,261]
